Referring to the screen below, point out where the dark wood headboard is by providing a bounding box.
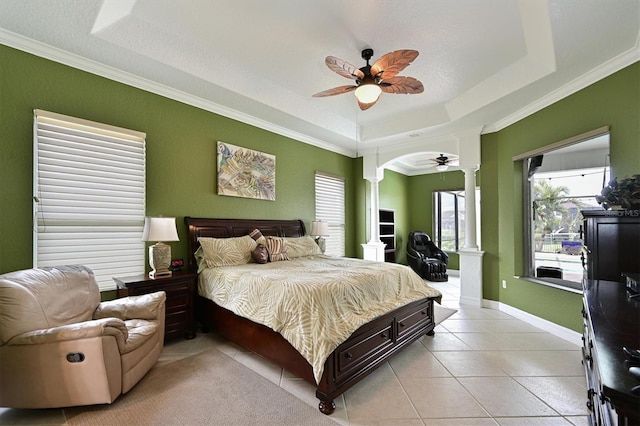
[183,217,306,271]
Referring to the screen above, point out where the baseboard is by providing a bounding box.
[482,299,582,346]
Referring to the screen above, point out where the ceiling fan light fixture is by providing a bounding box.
[354,83,382,104]
[436,164,449,172]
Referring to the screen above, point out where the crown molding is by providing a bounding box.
[485,46,640,134]
[0,29,353,157]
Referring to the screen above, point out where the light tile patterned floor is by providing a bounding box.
[0,276,589,425]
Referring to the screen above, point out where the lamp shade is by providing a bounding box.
[354,83,382,104]
[310,220,329,237]
[142,217,179,242]
[435,164,449,172]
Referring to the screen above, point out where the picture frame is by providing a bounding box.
[216,141,276,201]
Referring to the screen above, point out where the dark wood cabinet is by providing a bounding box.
[582,278,640,425]
[581,209,640,425]
[582,210,640,282]
[114,270,197,341]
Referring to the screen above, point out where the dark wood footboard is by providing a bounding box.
[197,294,436,414]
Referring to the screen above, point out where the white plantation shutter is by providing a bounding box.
[315,172,345,256]
[34,110,146,290]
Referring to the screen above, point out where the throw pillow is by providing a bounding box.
[265,236,289,262]
[249,228,267,246]
[251,244,269,264]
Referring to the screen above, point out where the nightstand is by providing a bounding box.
[114,270,197,341]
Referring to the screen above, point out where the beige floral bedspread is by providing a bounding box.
[198,255,442,383]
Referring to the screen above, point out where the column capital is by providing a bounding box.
[362,153,384,181]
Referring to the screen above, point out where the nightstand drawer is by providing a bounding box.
[159,281,191,297]
[166,294,189,314]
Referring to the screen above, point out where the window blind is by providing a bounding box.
[34,110,146,290]
[315,172,345,256]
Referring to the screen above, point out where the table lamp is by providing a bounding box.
[142,216,179,278]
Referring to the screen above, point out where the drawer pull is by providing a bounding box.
[380,332,387,339]
[345,352,353,360]
[421,310,427,315]
[399,322,405,328]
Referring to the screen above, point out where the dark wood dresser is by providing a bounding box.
[582,279,640,425]
[114,270,197,341]
[581,209,640,425]
[582,210,640,282]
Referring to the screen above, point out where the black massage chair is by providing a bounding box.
[406,231,449,282]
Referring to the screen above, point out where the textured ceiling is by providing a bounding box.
[1,0,638,174]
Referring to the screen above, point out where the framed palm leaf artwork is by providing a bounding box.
[217,141,276,201]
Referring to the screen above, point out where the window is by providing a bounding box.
[433,189,480,252]
[519,128,609,290]
[34,110,146,290]
[433,190,464,251]
[315,172,345,256]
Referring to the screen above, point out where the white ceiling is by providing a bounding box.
[1,0,638,174]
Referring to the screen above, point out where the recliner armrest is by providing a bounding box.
[94,291,166,321]
[5,317,128,346]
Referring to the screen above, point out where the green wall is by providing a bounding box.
[0,45,357,273]
[481,61,640,331]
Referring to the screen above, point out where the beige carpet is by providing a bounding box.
[65,349,338,426]
[434,304,458,324]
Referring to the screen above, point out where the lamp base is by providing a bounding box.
[315,236,326,254]
[149,242,172,279]
[149,269,172,279]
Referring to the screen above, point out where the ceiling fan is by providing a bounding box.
[312,48,424,111]
[415,154,458,171]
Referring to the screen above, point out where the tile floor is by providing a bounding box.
[0,276,589,425]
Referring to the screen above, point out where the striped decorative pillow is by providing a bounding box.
[249,228,267,246]
[265,236,289,262]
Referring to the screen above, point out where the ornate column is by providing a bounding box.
[462,167,479,250]
[455,129,484,307]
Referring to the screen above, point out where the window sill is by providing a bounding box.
[518,276,583,294]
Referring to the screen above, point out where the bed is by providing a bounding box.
[185,217,442,414]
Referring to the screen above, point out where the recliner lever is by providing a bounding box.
[66,352,85,363]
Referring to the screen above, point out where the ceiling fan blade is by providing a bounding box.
[370,49,419,80]
[380,76,424,94]
[358,98,378,111]
[325,56,365,80]
[312,85,357,97]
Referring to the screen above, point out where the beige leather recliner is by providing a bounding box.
[0,265,166,408]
